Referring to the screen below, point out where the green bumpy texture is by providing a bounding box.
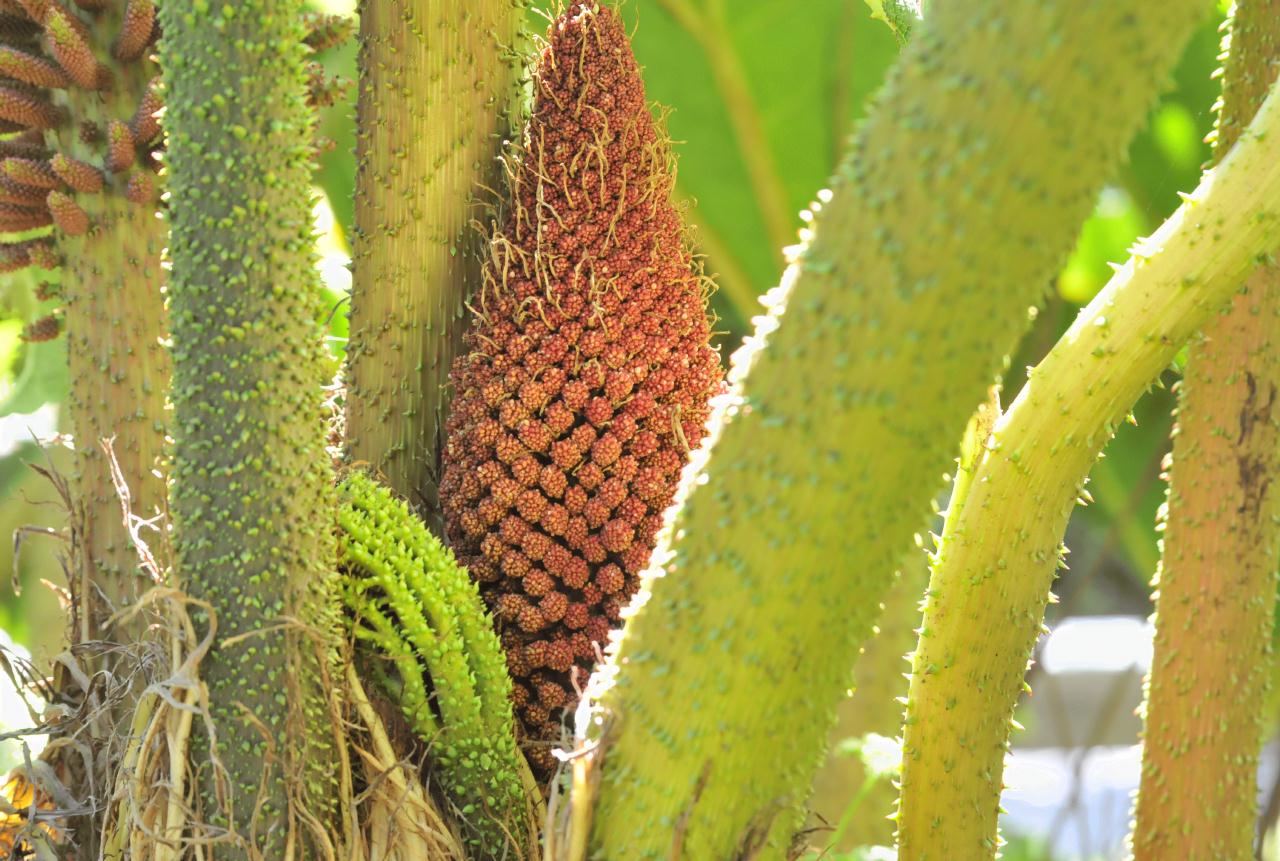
[337,471,529,856]
[160,1,340,857]
[580,1,1207,858]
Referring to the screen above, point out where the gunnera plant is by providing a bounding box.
[440,1,723,776]
[0,0,167,640]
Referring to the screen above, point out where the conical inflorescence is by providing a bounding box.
[441,1,723,774]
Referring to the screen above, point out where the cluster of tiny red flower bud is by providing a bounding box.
[441,1,723,775]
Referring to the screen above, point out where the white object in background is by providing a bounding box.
[0,404,58,459]
[0,627,44,774]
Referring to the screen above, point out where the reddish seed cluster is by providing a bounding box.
[440,2,723,774]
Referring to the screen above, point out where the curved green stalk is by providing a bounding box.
[336,471,536,858]
[898,76,1280,861]
[1130,4,1280,858]
[160,2,340,856]
[343,0,526,526]
[573,3,1206,858]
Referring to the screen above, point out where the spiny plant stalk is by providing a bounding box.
[440,1,722,778]
[814,391,997,852]
[159,1,341,856]
[336,470,537,857]
[896,78,1280,861]
[1129,4,1280,858]
[344,0,527,525]
[568,2,1207,857]
[0,0,166,639]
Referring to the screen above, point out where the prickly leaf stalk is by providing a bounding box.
[0,0,166,640]
[337,470,538,858]
[344,0,528,523]
[899,69,1280,861]
[441,1,723,777]
[1130,3,1280,857]
[159,0,342,855]
[564,1,1208,858]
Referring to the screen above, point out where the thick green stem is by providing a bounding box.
[160,3,340,857]
[1130,4,1280,858]
[63,195,167,639]
[898,75,1280,861]
[344,0,525,526]
[573,3,1205,858]
[55,14,167,642]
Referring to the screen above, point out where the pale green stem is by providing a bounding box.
[898,76,1280,861]
[344,0,526,527]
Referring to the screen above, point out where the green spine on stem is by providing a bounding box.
[336,470,536,858]
[343,0,527,526]
[159,1,340,856]
[1130,3,1280,858]
[575,2,1206,858]
[0,1,166,642]
[897,71,1280,861]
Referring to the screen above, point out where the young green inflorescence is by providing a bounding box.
[0,0,167,636]
[160,1,341,856]
[440,1,723,776]
[337,470,533,857]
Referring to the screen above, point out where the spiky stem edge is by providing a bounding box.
[160,1,341,856]
[898,73,1280,861]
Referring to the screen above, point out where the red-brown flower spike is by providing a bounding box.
[50,151,102,192]
[0,45,70,88]
[21,311,61,341]
[46,189,87,234]
[112,0,153,61]
[0,85,63,129]
[3,156,59,188]
[104,119,135,172]
[0,200,49,230]
[440,1,723,776]
[123,169,152,204]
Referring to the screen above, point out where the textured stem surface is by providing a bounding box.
[898,75,1280,861]
[160,2,340,856]
[344,0,526,526]
[1130,4,1280,858]
[63,194,167,636]
[0,1,167,641]
[575,2,1206,858]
